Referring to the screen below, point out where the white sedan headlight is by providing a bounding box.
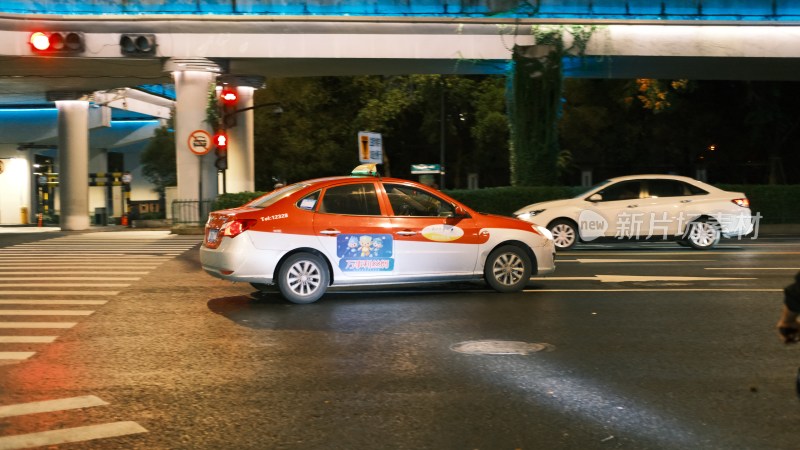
[517,209,545,221]
[533,225,554,241]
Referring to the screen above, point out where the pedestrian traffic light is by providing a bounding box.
[29,31,84,54]
[214,131,228,150]
[120,34,156,56]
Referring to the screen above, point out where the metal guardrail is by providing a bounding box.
[171,199,213,226]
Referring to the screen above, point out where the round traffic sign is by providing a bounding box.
[188,130,213,156]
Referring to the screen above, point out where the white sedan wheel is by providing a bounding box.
[549,221,578,250]
[685,220,720,250]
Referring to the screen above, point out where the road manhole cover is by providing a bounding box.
[450,340,553,355]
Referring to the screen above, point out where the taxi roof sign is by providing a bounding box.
[351,164,379,177]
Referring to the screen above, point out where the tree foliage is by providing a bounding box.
[140,125,176,198]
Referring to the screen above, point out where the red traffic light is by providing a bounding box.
[219,88,238,106]
[29,31,84,53]
[214,131,228,150]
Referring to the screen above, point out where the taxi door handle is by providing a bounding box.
[626,204,638,208]
[396,230,418,236]
[319,229,341,235]
[680,200,692,203]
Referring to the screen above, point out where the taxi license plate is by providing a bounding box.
[207,229,219,242]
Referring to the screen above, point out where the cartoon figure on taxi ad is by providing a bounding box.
[337,234,394,271]
[359,235,373,257]
[346,236,359,257]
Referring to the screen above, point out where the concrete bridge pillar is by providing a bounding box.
[165,58,220,218]
[56,100,90,231]
[220,75,265,194]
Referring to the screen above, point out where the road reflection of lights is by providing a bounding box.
[472,357,701,446]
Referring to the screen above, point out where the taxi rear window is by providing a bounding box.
[247,183,310,209]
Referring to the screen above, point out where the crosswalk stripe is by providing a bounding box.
[0,323,76,329]
[0,395,108,418]
[0,277,140,281]
[0,272,148,275]
[0,283,130,287]
[0,291,119,296]
[0,336,57,343]
[0,300,107,305]
[0,352,35,360]
[0,421,148,449]
[0,310,93,316]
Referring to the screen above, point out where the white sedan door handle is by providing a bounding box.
[396,230,418,236]
[626,204,638,208]
[319,229,341,235]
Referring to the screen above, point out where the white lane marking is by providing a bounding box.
[0,352,35,360]
[0,336,57,343]
[540,275,755,283]
[525,288,782,293]
[0,421,147,449]
[705,267,800,270]
[0,291,119,296]
[558,259,714,263]
[0,323,76,329]
[562,251,800,256]
[0,310,93,316]
[0,300,107,305]
[0,395,108,418]
[0,277,140,281]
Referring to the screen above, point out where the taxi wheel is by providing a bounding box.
[277,253,329,304]
[484,245,532,293]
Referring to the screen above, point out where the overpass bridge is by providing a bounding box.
[1,1,799,228]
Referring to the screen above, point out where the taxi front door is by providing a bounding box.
[384,183,480,277]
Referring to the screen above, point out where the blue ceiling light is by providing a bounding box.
[0,1,797,21]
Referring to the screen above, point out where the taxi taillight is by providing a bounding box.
[221,218,257,238]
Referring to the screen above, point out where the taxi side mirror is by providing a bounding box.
[588,193,603,202]
[453,205,470,218]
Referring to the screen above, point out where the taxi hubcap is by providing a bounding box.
[287,260,321,296]
[493,253,524,286]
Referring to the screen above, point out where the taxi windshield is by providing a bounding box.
[246,183,310,209]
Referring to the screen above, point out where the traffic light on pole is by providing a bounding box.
[120,34,156,56]
[29,31,85,54]
[219,87,239,128]
[214,131,228,171]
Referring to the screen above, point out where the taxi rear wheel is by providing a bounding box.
[484,245,532,293]
[277,253,329,304]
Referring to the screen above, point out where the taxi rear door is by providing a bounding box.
[310,181,394,277]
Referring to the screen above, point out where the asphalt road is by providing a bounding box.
[0,229,798,450]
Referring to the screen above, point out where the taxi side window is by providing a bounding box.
[319,183,381,216]
[297,190,320,210]
[384,184,454,217]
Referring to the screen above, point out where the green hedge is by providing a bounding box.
[717,185,800,224]
[211,191,266,211]
[211,185,800,224]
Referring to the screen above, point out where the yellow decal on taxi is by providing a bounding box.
[421,224,464,242]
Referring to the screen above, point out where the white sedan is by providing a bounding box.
[514,174,754,250]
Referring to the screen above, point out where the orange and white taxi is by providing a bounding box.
[201,165,556,303]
